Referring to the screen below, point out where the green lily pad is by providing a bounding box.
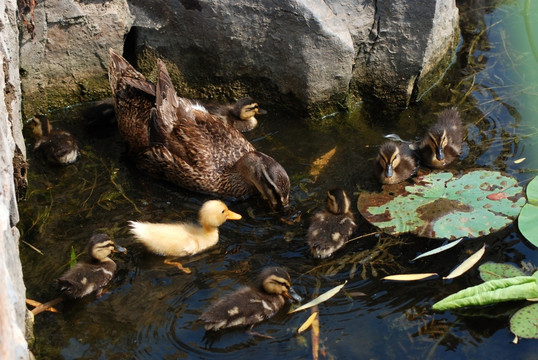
[357,170,526,239]
[518,176,538,247]
[479,262,526,282]
[510,303,538,339]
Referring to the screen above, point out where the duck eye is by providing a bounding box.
[221,209,226,214]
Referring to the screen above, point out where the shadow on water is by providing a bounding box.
[19,1,538,359]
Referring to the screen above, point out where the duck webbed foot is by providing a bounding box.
[164,259,192,274]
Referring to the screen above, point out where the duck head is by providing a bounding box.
[259,267,302,302]
[327,188,351,215]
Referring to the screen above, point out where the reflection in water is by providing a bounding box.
[20,1,538,359]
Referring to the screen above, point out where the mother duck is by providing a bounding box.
[108,50,290,210]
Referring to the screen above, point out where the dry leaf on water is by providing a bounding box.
[412,238,462,261]
[309,147,336,182]
[382,273,438,281]
[298,311,318,333]
[443,243,486,280]
[291,281,347,313]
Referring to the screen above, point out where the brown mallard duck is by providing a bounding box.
[203,97,267,132]
[27,115,79,165]
[129,200,241,273]
[418,108,463,169]
[374,141,418,184]
[28,234,125,315]
[306,188,357,258]
[200,267,301,331]
[108,49,290,210]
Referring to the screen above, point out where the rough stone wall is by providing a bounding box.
[0,0,30,358]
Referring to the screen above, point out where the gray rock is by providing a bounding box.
[1,0,30,358]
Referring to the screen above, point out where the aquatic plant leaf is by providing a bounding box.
[69,246,77,268]
[357,170,525,239]
[443,243,485,280]
[432,273,538,311]
[510,303,538,339]
[479,262,526,282]
[298,311,318,333]
[412,238,463,261]
[518,176,538,247]
[382,273,438,281]
[291,281,347,313]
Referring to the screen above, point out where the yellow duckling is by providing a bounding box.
[419,108,463,169]
[374,141,418,184]
[28,234,125,315]
[203,97,267,132]
[200,267,301,332]
[129,200,241,273]
[108,49,290,210]
[27,115,79,165]
[307,188,357,259]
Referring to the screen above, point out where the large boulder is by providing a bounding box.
[19,0,134,117]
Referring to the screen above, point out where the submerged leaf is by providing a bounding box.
[432,273,538,310]
[510,303,538,339]
[479,262,526,282]
[383,273,438,281]
[357,170,525,239]
[443,244,486,280]
[291,281,347,313]
[412,238,463,261]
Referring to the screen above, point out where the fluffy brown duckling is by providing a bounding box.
[27,115,79,165]
[129,200,242,273]
[200,267,301,332]
[28,234,125,315]
[203,97,267,132]
[306,188,357,259]
[419,108,463,169]
[108,49,290,210]
[374,141,418,184]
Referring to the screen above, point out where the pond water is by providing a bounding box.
[19,1,538,359]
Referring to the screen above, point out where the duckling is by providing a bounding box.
[419,108,462,169]
[28,234,124,315]
[306,188,357,259]
[374,141,418,184]
[108,49,290,210]
[200,267,302,332]
[129,200,242,273]
[27,115,79,165]
[203,97,267,132]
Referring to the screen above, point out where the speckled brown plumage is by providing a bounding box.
[57,234,117,299]
[108,50,290,209]
[307,188,357,259]
[419,108,462,169]
[28,115,79,166]
[374,141,417,184]
[200,267,301,331]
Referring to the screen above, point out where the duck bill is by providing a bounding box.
[385,164,393,178]
[226,210,242,220]
[284,287,302,302]
[436,146,445,161]
[257,108,268,115]
[113,244,128,254]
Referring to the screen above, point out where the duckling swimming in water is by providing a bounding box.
[203,97,267,132]
[307,188,357,259]
[108,49,290,210]
[419,108,462,169]
[129,200,241,273]
[374,141,418,184]
[28,233,124,315]
[200,267,301,332]
[27,115,79,165]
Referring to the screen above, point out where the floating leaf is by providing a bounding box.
[443,244,486,280]
[518,176,538,247]
[486,192,509,200]
[510,303,538,339]
[514,157,526,164]
[291,281,347,313]
[298,312,318,333]
[382,273,438,281]
[432,273,538,311]
[309,147,336,181]
[311,306,320,360]
[479,262,526,282]
[357,170,525,239]
[412,238,463,261]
